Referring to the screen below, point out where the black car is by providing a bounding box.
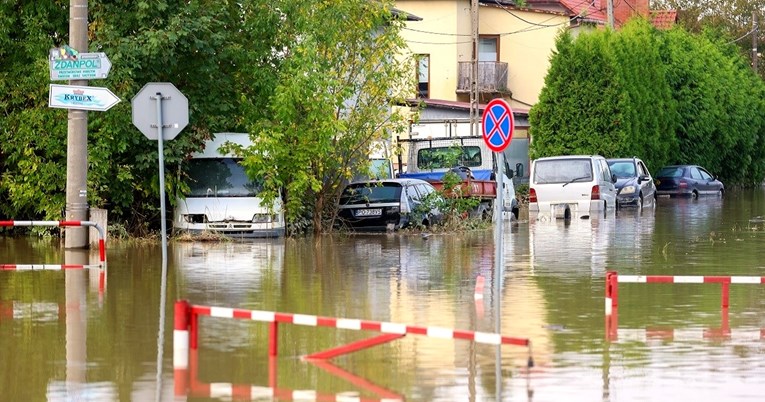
[606,157,656,209]
[654,165,724,198]
[337,178,443,231]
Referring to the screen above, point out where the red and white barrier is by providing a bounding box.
[0,264,101,270]
[174,300,533,398]
[605,271,765,315]
[0,220,106,265]
[0,220,107,292]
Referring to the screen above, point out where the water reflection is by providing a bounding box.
[2,189,765,401]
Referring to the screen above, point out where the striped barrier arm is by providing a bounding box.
[605,271,765,315]
[188,304,530,348]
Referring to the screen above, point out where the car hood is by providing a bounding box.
[615,177,638,189]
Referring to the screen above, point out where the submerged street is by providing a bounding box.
[1,188,765,401]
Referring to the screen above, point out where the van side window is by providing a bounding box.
[600,160,610,181]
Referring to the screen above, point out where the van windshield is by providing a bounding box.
[184,158,263,197]
[534,159,593,184]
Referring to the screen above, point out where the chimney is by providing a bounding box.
[614,0,649,27]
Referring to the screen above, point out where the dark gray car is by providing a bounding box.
[606,157,656,209]
[337,178,443,231]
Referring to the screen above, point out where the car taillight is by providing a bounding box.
[591,185,600,200]
[679,180,688,188]
[529,188,537,203]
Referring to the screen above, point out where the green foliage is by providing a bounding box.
[529,18,765,184]
[234,0,414,235]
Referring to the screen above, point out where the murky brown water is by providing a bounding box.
[2,188,765,401]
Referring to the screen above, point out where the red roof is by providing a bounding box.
[556,0,606,24]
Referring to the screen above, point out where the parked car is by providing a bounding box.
[606,157,656,209]
[654,165,724,198]
[528,155,617,221]
[337,178,443,231]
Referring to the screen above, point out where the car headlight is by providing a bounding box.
[620,185,636,195]
[182,214,207,223]
[252,213,274,223]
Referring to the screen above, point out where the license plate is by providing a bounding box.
[355,208,382,217]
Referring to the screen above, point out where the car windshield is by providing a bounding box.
[340,183,402,204]
[184,158,264,197]
[607,161,637,178]
[534,159,593,184]
[657,167,684,178]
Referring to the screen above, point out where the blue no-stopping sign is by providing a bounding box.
[481,99,514,152]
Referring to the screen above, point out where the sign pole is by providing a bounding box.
[152,92,168,261]
[65,0,89,249]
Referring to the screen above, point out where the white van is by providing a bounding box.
[528,155,617,220]
[173,133,285,238]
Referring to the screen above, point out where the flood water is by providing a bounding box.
[2,188,765,401]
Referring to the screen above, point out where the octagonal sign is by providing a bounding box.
[132,82,188,140]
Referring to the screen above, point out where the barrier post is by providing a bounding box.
[269,321,279,357]
[605,271,618,314]
[721,282,730,308]
[174,300,190,397]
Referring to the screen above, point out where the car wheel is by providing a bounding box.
[692,190,699,199]
[719,189,724,197]
[564,207,571,222]
[638,194,643,209]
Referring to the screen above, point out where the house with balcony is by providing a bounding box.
[394,0,673,179]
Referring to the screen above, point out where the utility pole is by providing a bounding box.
[65,0,89,248]
[753,11,759,73]
[606,0,614,29]
[470,0,479,137]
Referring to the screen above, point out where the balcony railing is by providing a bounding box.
[456,61,509,94]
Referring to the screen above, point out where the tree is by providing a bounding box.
[651,0,764,76]
[529,19,676,171]
[529,18,765,183]
[231,0,414,235]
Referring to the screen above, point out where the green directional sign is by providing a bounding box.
[49,49,112,81]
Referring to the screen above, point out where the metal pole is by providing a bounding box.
[153,93,169,260]
[65,0,89,248]
[470,0,479,137]
[494,151,504,400]
[154,92,169,400]
[753,11,759,73]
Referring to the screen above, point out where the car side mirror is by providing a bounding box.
[611,174,617,183]
[638,175,649,183]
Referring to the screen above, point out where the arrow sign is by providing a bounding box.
[49,84,121,112]
[49,50,112,80]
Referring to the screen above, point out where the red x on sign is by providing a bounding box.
[481,99,514,152]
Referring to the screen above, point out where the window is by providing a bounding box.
[417,54,429,98]
[479,36,499,62]
[417,146,482,169]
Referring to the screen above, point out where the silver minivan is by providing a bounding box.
[528,155,617,220]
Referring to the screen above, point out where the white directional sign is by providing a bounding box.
[49,51,112,80]
[49,84,121,112]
